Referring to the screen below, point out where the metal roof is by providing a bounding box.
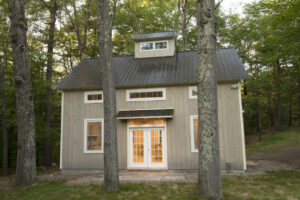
[132,31,177,41]
[55,48,248,91]
[117,109,174,119]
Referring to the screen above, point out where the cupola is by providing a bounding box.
[132,31,176,59]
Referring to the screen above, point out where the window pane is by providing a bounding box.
[129,120,164,125]
[87,122,102,150]
[87,94,102,101]
[129,91,164,99]
[141,42,153,50]
[155,41,167,49]
[192,89,197,96]
[194,119,198,149]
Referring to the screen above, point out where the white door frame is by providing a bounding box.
[127,121,168,169]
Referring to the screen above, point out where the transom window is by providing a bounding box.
[84,119,104,153]
[140,41,168,51]
[84,91,103,103]
[189,86,197,99]
[190,115,198,152]
[126,88,166,101]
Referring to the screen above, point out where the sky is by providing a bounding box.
[220,0,256,14]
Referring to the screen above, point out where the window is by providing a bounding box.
[190,115,198,152]
[84,119,104,153]
[84,91,103,103]
[140,41,168,51]
[189,86,197,99]
[155,41,167,49]
[126,88,166,101]
[141,42,154,50]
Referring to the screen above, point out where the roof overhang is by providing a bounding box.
[117,109,174,120]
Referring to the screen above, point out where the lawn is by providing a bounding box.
[1,170,300,200]
[246,127,300,155]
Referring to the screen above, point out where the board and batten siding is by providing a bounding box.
[61,83,246,170]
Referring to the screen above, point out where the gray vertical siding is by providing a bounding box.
[61,83,246,170]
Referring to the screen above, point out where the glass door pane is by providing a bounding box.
[150,129,163,164]
[132,130,145,164]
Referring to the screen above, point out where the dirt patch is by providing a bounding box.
[247,146,300,173]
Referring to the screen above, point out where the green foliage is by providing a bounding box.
[218,0,300,134]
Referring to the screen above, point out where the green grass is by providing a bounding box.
[1,171,300,200]
[247,127,300,155]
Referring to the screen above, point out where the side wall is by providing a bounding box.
[61,83,246,170]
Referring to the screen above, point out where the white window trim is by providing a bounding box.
[190,115,198,152]
[126,88,166,102]
[84,119,104,153]
[140,40,168,51]
[84,91,103,104]
[189,86,197,99]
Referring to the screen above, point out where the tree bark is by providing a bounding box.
[70,0,91,60]
[267,90,274,127]
[43,0,57,167]
[0,58,8,176]
[9,0,37,187]
[195,0,222,199]
[178,0,188,51]
[273,60,281,133]
[97,0,119,192]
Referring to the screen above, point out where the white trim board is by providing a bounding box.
[238,83,247,170]
[83,118,104,153]
[59,92,64,169]
[189,86,197,99]
[190,115,198,152]
[126,88,166,102]
[84,91,103,104]
[140,40,169,51]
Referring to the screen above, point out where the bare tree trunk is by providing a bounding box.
[9,0,37,187]
[267,90,274,127]
[43,0,57,167]
[288,94,293,127]
[0,58,8,176]
[273,60,281,133]
[195,0,222,199]
[256,101,262,141]
[70,0,91,60]
[97,0,119,192]
[178,0,188,51]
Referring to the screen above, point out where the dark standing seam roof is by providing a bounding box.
[55,48,248,90]
[117,109,174,119]
[132,31,177,41]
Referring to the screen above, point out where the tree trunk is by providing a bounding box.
[195,0,222,199]
[97,0,119,192]
[44,0,57,167]
[9,0,37,187]
[256,101,262,141]
[267,90,274,127]
[71,0,91,60]
[178,0,188,51]
[273,60,281,133]
[288,94,292,127]
[0,58,8,176]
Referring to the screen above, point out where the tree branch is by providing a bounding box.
[215,0,224,9]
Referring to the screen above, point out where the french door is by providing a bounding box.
[129,127,166,168]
